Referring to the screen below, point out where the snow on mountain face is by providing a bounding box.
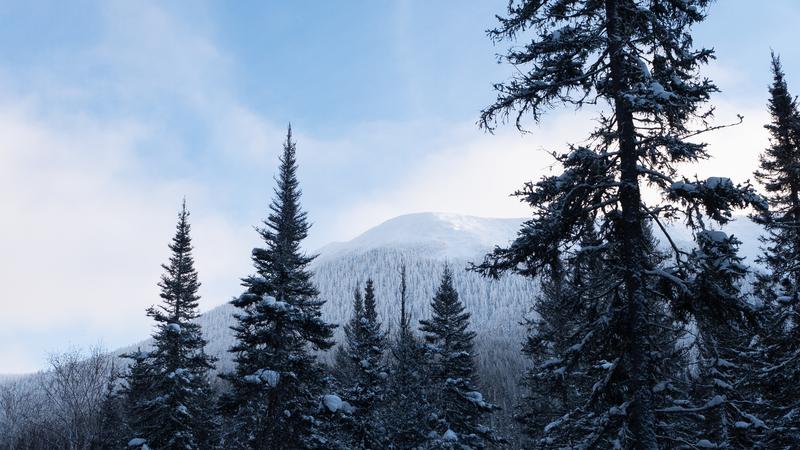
[317,212,524,261]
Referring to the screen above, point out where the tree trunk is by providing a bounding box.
[790,181,800,293]
[604,0,657,448]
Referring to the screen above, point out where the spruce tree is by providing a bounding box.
[397,264,412,347]
[516,222,687,448]
[223,126,336,449]
[753,54,800,301]
[329,285,366,448]
[749,53,800,445]
[121,348,155,447]
[386,265,430,448]
[338,279,387,448]
[516,259,572,442]
[124,202,218,449]
[477,1,765,447]
[335,284,365,381]
[515,225,609,445]
[667,231,766,447]
[92,365,126,449]
[420,266,499,448]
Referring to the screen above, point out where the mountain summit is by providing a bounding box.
[318,212,524,261]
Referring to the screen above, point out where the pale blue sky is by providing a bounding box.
[1,1,798,373]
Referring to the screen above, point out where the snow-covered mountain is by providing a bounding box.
[185,213,536,410]
[317,212,525,261]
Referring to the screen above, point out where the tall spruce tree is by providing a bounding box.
[420,266,499,448]
[386,265,430,448]
[749,53,800,445]
[477,1,765,447]
[124,201,218,449]
[753,54,800,302]
[223,126,336,449]
[338,279,388,448]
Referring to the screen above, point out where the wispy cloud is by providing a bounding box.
[0,1,259,373]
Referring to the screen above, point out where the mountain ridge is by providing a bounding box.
[316,212,525,262]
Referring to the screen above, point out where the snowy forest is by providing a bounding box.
[2,0,800,449]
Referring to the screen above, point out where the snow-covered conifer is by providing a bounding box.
[666,231,766,447]
[222,125,336,449]
[121,348,155,447]
[122,202,218,449]
[385,265,431,448]
[516,222,687,448]
[753,54,800,302]
[337,279,387,448]
[515,225,613,445]
[93,365,126,449]
[749,53,800,445]
[477,1,765,447]
[420,266,500,448]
